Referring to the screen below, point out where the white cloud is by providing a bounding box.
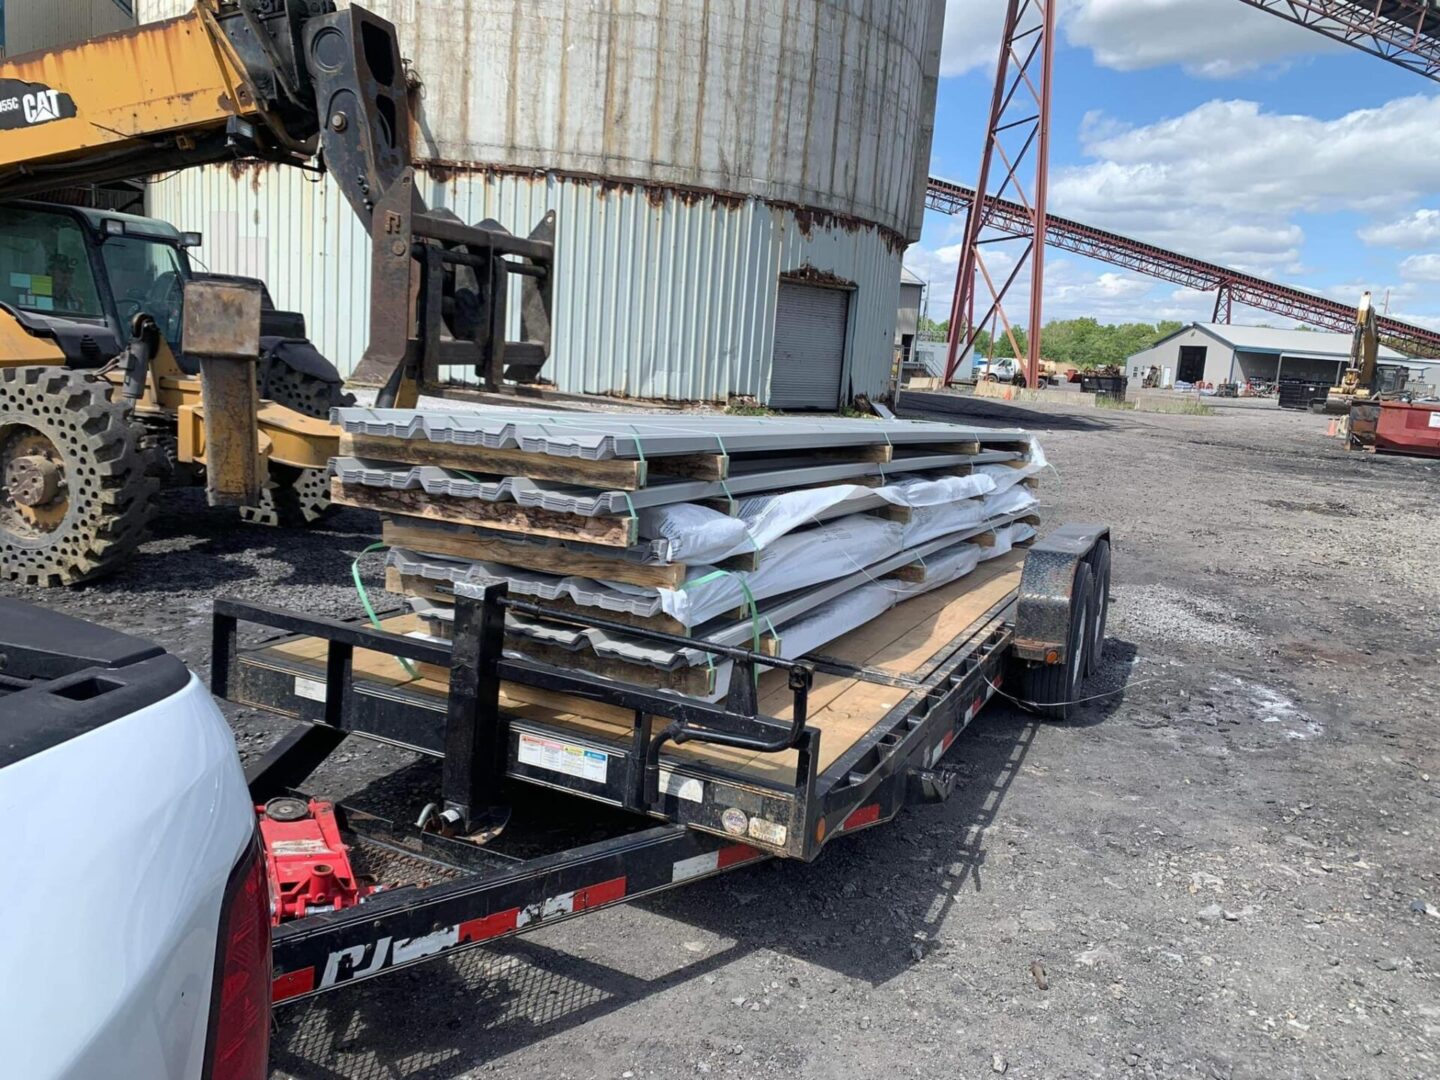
[913,90,1440,325]
[1399,254,1440,282]
[1065,0,1338,77]
[1360,209,1440,249]
[939,2,1008,78]
[1043,95,1440,277]
[940,0,1334,79]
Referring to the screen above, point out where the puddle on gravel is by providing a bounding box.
[1214,675,1324,741]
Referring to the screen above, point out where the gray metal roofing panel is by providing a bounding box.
[452,507,1036,667]
[331,451,1020,516]
[333,407,1034,460]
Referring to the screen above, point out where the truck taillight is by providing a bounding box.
[204,837,271,1080]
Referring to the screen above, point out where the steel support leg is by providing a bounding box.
[442,581,510,838]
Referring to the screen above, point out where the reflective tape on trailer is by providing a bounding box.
[273,874,629,1002]
[841,803,882,832]
[671,842,763,883]
[925,675,1002,767]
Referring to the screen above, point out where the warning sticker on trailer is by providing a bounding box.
[294,676,328,703]
[1428,411,1440,429]
[517,733,609,784]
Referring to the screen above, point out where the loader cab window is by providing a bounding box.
[100,235,190,346]
[0,207,104,319]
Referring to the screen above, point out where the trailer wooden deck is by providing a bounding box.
[242,550,1026,785]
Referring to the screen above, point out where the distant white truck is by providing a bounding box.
[976,356,1029,386]
[0,602,266,1080]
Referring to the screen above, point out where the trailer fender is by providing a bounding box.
[1010,524,1110,721]
[1012,523,1109,663]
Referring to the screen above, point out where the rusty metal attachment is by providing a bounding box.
[185,279,264,507]
[347,173,557,402]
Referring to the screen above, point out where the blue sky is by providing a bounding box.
[909,0,1440,331]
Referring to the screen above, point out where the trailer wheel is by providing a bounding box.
[1084,540,1111,679]
[1018,562,1092,721]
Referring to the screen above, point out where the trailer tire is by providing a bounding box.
[1084,540,1111,679]
[1018,561,1092,721]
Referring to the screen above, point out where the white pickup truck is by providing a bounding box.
[0,600,267,1080]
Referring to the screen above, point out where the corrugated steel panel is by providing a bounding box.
[138,0,941,241]
[149,164,903,402]
[769,282,849,409]
[5,0,134,57]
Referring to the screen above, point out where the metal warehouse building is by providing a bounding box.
[0,0,134,57]
[140,0,945,408]
[1128,323,1407,387]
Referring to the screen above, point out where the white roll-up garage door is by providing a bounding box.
[768,282,850,409]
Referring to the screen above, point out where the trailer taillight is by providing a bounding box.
[204,836,272,1080]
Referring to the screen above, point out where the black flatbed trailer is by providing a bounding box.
[210,524,1110,1004]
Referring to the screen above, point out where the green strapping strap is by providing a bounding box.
[352,542,419,678]
[627,425,647,464]
[718,479,738,516]
[682,567,763,684]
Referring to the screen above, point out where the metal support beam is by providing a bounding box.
[1212,282,1234,324]
[943,0,1057,390]
[925,177,1440,358]
[442,582,510,834]
[1237,1,1440,83]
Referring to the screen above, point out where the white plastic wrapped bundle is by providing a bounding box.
[900,498,989,547]
[616,513,905,627]
[981,485,1038,518]
[635,469,1002,566]
[637,502,750,564]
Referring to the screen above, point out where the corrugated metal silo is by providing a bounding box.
[139,0,944,406]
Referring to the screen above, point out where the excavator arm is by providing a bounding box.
[0,0,553,407]
[1349,291,1380,392]
[0,0,407,227]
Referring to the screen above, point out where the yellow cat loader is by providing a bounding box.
[0,0,553,586]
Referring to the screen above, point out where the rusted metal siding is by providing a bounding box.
[150,163,901,402]
[139,0,933,402]
[5,0,135,57]
[140,0,942,242]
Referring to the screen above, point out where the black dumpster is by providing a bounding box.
[1080,373,1127,402]
[1278,380,1330,410]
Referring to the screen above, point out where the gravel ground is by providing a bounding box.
[6,392,1438,1080]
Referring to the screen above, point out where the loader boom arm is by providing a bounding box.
[0,0,409,226]
[1350,292,1380,391]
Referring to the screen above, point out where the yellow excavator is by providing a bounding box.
[0,0,553,586]
[1322,291,1414,449]
[1323,291,1383,415]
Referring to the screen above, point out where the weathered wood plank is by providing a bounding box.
[333,481,637,546]
[340,432,729,487]
[382,517,686,588]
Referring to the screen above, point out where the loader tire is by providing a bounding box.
[239,463,333,528]
[262,366,354,420]
[239,370,347,528]
[0,367,155,587]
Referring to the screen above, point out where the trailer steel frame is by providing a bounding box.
[210,525,1109,1005]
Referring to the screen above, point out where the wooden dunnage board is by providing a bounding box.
[253,551,1026,781]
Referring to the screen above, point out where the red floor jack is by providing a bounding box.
[257,798,379,924]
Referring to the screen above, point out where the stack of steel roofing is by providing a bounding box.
[330,408,1045,699]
